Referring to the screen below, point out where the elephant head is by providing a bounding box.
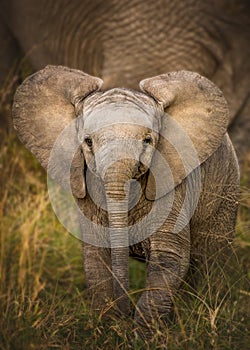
[12,66,229,314]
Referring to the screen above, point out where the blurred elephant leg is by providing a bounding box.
[83,243,113,313]
[0,19,23,129]
[135,225,190,339]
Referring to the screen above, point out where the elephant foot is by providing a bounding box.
[132,291,172,345]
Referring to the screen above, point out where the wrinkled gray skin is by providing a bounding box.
[0,0,250,160]
[12,66,239,339]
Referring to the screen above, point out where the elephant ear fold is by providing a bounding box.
[12,65,103,198]
[140,71,229,200]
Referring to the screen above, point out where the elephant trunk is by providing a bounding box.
[104,162,135,315]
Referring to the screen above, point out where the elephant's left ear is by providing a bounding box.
[140,71,229,200]
[12,65,103,198]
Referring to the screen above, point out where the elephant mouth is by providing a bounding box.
[132,162,149,180]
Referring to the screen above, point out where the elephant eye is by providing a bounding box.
[84,137,93,148]
[143,136,153,146]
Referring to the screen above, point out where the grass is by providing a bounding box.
[0,86,249,349]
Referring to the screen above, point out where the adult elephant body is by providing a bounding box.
[0,0,250,158]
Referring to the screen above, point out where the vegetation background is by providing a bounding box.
[0,65,249,350]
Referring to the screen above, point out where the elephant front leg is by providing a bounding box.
[134,226,190,340]
[83,243,113,314]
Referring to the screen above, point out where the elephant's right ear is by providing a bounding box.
[140,71,229,200]
[12,65,103,198]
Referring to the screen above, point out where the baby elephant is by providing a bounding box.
[12,66,239,339]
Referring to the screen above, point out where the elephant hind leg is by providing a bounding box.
[189,194,238,294]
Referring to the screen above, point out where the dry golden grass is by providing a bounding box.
[0,78,249,349]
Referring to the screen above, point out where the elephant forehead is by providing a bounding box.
[93,124,152,142]
[83,104,157,133]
